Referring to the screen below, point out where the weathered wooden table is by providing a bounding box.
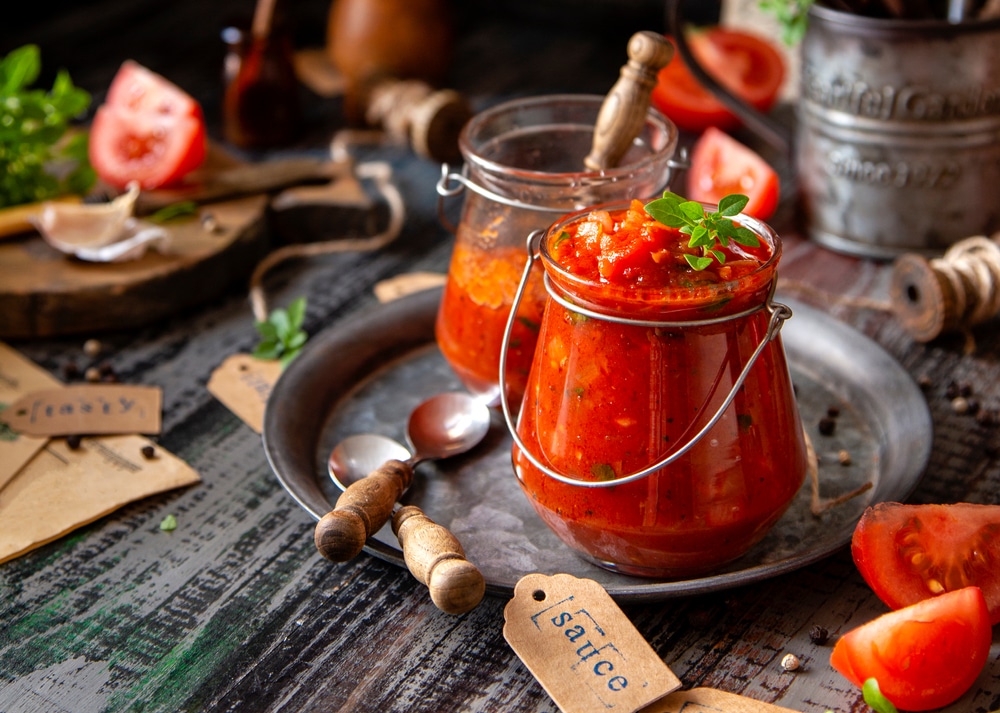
[3,2,999,711]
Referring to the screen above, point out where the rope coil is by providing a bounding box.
[890,232,1000,343]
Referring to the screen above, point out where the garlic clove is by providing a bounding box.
[33,182,141,252]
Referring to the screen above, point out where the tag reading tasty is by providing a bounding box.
[503,573,681,713]
[206,353,283,434]
[2,384,162,436]
[648,687,800,712]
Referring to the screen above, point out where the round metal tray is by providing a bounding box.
[263,287,932,602]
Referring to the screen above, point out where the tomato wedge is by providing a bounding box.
[830,586,991,712]
[852,501,1000,625]
[105,60,203,119]
[687,127,779,221]
[88,104,207,190]
[651,28,785,133]
[89,61,207,190]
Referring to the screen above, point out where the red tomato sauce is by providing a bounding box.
[512,201,806,577]
[435,239,547,406]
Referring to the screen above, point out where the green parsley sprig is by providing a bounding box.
[643,191,760,271]
[0,44,94,209]
[253,296,308,367]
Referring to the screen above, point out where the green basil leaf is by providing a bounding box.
[718,193,749,216]
[684,254,714,271]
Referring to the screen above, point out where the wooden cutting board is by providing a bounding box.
[0,194,270,339]
[0,147,358,340]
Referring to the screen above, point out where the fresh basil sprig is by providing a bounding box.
[253,296,308,367]
[644,191,760,271]
[0,44,94,209]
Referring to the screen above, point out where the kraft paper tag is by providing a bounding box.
[0,434,201,564]
[206,354,283,434]
[504,573,681,713]
[647,688,799,712]
[0,342,62,490]
[2,384,162,437]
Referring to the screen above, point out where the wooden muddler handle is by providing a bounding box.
[314,459,413,562]
[392,505,486,615]
[585,31,673,171]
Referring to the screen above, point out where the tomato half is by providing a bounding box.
[88,104,207,189]
[651,28,785,133]
[105,60,203,120]
[687,127,779,220]
[830,586,991,711]
[852,501,1000,625]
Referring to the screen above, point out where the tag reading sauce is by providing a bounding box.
[504,573,681,713]
[2,384,161,436]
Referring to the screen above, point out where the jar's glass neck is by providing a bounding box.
[539,210,782,321]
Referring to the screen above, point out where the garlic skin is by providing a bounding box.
[32,182,170,262]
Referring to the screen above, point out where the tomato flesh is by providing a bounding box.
[830,586,990,711]
[687,127,779,221]
[651,28,785,133]
[105,60,203,119]
[89,104,206,190]
[852,501,1000,625]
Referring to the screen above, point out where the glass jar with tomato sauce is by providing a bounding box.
[435,95,678,406]
[504,200,807,578]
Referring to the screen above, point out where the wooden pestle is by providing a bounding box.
[585,31,674,171]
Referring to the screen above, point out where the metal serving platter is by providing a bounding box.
[262,287,932,602]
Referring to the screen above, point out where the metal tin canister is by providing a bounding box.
[796,7,1000,259]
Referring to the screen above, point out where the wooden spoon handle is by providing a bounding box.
[314,459,413,562]
[392,505,485,615]
[585,31,673,171]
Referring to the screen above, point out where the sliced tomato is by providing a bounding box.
[651,28,785,133]
[88,104,207,189]
[852,501,1000,625]
[687,127,779,220]
[830,586,990,711]
[105,60,203,120]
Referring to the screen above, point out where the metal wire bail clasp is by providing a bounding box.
[500,238,794,489]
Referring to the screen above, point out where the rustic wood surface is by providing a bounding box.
[3,2,1000,712]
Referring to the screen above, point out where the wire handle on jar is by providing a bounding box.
[499,228,793,489]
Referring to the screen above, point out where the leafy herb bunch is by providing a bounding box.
[0,45,95,209]
[644,192,760,271]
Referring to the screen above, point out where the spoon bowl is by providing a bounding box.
[328,433,409,489]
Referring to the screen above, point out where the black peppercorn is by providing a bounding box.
[817,417,836,436]
[66,434,82,449]
[808,625,829,646]
[141,445,156,459]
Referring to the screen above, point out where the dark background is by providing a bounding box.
[4,0,723,147]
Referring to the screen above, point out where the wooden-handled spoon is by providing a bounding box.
[585,30,674,171]
[315,393,490,614]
